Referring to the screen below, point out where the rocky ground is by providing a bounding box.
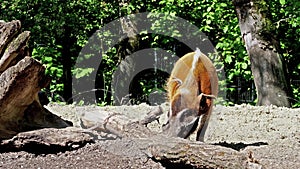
[0,103,299,169]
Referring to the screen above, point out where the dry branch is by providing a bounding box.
[139,105,163,126]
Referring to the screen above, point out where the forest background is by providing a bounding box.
[1,0,299,107]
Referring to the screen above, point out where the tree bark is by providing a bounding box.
[111,11,141,105]
[0,20,71,139]
[0,127,94,154]
[0,20,21,56]
[0,56,71,139]
[144,136,262,169]
[0,31,30,73]
[233,0,291,107]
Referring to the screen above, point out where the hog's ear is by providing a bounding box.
[172,77,182,89]
[197,93,216,113]
[170,93,182,116]
[197,94,207,112]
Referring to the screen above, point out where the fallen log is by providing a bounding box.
[63,105,264,168]
[0,123,264,169]
[141,136,263,169]
[0,127,95,154]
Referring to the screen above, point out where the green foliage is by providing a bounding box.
[268,0,300,106]
[32,44,64,101]
[1,0,299,106]
[291,84,300,107]
[1,0,119,102]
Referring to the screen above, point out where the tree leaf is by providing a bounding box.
[279,0,286,5]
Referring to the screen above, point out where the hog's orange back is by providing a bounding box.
[165,48,218,141]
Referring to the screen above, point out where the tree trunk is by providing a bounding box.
[0,20,71,139]
[233,0,291,107]
[111,4,141,105]
[61,24,74,104]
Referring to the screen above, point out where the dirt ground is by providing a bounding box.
[0,103,299,169]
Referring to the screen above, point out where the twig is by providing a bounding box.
[139,106,164,126]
